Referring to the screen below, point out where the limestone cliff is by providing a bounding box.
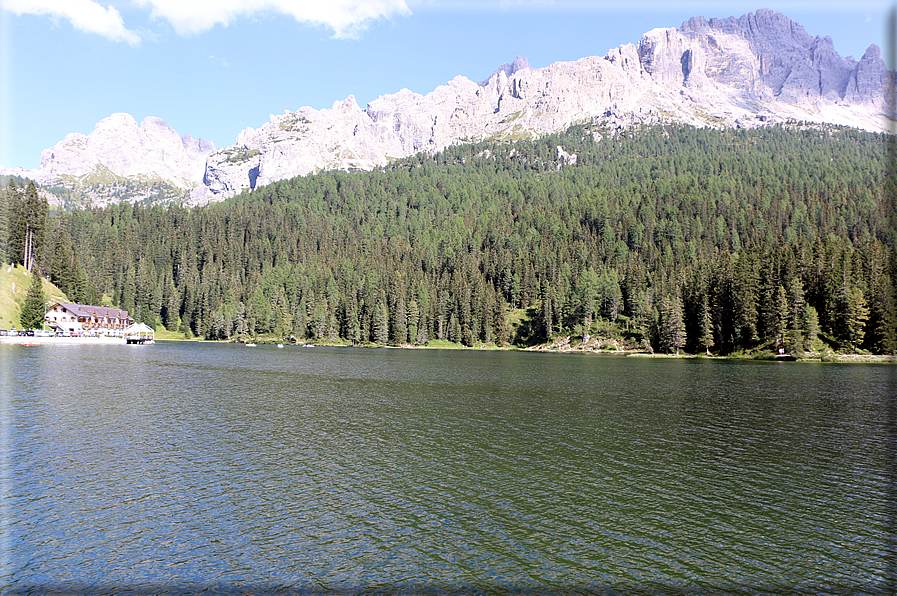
[188,8,891,204]
[2,114,214,208]
[3,9,890,208]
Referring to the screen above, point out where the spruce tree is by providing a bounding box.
[541,281,554,338]
[16,181,48,273]
[767,285,789,350]
[165,278,180,330]
[0,181,8,265]
[805,306,820,351]
[311,301,325,339]
[661,293,686,355]
[374,301,390,345]
[733,251,759,342]
[868,278,896,354]
[294,298,308,339]
[493,297,509,347]
[20,272,47,330]
[407,299,420,345]
[785,277,807,354]
[845,287,869,353]
[698,294,714,355]
[3,181,21,267]
[393,296,407,344]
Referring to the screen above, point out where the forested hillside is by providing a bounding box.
[2,123,894,354]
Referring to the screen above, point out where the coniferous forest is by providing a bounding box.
[2,123,895,355]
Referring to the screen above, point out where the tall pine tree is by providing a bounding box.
[20,272,47,330]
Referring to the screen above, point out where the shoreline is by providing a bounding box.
[7,335,893,363]
[0,335,133,345]
[165,336,896,363]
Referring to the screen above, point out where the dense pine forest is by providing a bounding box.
[2,123,895,355]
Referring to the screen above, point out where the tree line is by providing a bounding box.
[1,123,894,354]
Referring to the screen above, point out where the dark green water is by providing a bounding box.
[2,342,895,594]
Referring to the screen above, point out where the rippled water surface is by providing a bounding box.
[2,342,895,594]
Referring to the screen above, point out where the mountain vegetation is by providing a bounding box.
[0,263,69,330]
[1,123,894,355]
[19,270,47,330]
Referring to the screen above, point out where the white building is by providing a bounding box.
[45,303,134,335]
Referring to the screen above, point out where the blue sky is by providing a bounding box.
[0,0,891,170]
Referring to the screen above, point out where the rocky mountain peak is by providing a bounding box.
[678,9,889,107]
[681,8,814,47]
[479,56,531,86]
[4,10,891,209]
[3,113,215,207]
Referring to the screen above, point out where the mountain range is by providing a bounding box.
[2,8,891,209]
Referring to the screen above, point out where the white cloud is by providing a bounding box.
[137,0,411,38]
[209,54,230,67]
[1,0,141,45]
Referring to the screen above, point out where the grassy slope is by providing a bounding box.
[0,264,68,330]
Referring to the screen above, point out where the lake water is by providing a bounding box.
[2,342,895,595]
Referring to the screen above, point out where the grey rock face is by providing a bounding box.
[189,8,888,204]
[680,8,886,107]
[479,56,531,86]
[845,45,891,108]
[38,113,213,185]
[5,9,890,208]
[3,113,215,206]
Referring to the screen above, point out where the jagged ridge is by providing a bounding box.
[2,9,891,208]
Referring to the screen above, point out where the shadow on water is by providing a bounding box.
[3,343,895,595]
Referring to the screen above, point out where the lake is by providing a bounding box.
[2,341,895,595]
